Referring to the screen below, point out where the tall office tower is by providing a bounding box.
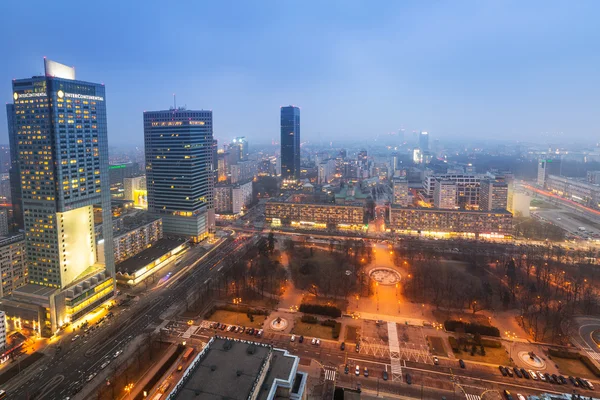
[479,179,508,211]
[6,104,23,230]
[144,108,215,241]
[392,177,409,206]
[537,158,561,188]
[419,131,429,151]
[434,180,457,209]
[0,210,7,236]
[3,59,115,335]
[280,106,300,180]
[232,136,248,161]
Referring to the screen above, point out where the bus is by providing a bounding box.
[182,347,194,361]
[0,389,7,399]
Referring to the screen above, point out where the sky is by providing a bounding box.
[0,0,599,146]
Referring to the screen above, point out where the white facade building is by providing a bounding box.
[392,177,409,206]
[434,181,457,209]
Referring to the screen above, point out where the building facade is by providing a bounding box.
[424,174,480,207]
[266,199,364,229]
[144,109,215,241]
[230,160,257,184]
[112,216,162,264]
[123,175,147,208]
[479,179,508,211]
[546,175,600,209]
[392,177,409,206]
[434,181,457,209]
[280,106,300,180]
[389,206,512,239]
[0,234,27,298]
[0,210,7,237]
[215,180,253,215]
[419,131,429,151]
[5,104,23,230]
[4,59,115,334]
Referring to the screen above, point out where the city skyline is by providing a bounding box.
[1,1,599,146]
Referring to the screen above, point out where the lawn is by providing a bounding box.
[452,346,510,365]
[209,310,266,328]
[432,309,492,326]
[427,336,447,356]
[553,357,596,380]
[291,319,335,340]
[345,326,359,342]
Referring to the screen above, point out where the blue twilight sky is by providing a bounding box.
[0,0,599,146]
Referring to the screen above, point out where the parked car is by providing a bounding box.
[529,370,538,380]
[344,365,349,374]
[406,373,412,385]
[355,365,360,376]
[433,356,439,365]
[513,367,522,378]
[583,379,594,389]
[382,371,388,381]
[311,338,317,345]
[537,372,546,382]
[517,394,526,400]
[569,376,578,386]
[506,368,514,377]
[503,390,513,400]
[290,335,296,342]
[558,375,567,385]
[458,359,465,369]
[499,366,508,376]
[340,342,345,351]
[316,339,321,346]
[299,335,304,343]
[256,329,263,337]
[355,343,360,352]
[520,368,529,379]
[551,374,559,384]
[363,367,369,377]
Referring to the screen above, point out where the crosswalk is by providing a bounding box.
[465,394,481,400]
[586,350,600,362]
[324,368,337,381]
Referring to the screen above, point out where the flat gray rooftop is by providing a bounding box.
[174,338,270,400]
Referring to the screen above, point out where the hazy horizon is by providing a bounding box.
[1,1,599,146]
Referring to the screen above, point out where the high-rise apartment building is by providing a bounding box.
[2,59,115,334]
[419,131,429,151]
[144,108,215,241]
[6,104,23,230]
[434,181,457,209]
[123,175,147,208]
[0,210,7,236]
[280,106,300,180]
[479,179,508,211]
[392,177,409,206]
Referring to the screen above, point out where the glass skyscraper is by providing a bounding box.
[2,59,115,335]
[280,106,300,180]
[6,104,23,230]
[144,109,215,241]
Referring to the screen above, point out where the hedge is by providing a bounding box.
[301,315,318,324]
[480,339,502,348]
[332,322,342,339]
[548,348,580,359]
[444,320,500,337]
[321,319,337,327]
[299,304,342,318]
[580,355,600,377]
[448,336,460,352]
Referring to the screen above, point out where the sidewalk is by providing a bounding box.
[125,344,179,400]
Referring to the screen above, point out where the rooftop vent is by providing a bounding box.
[247,344,256,355]
[236,369,243,377]
[210,365,217,372]
[223,340,233,350]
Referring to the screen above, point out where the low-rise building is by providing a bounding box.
[266,195,364,230]
[123,175,147,208]
[479,179,508,211]
[166,336,306,400]
[389,205,512,239]
[0,234,27,298]
[116,238,188,286]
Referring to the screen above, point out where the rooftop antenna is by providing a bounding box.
[173,93,176,109]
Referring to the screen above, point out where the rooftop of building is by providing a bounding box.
[170,337,301,400]
[114,212,161,237]
[390,205,512,215]
[116,237,187,275]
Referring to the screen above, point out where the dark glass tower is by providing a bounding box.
[6,104,23,231]
[144,109,215,241]
[280,106,300,180]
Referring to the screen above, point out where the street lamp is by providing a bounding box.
[124,383,134,399]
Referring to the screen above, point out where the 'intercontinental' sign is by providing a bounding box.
[13,92,47,100]
[57,90,104,101]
